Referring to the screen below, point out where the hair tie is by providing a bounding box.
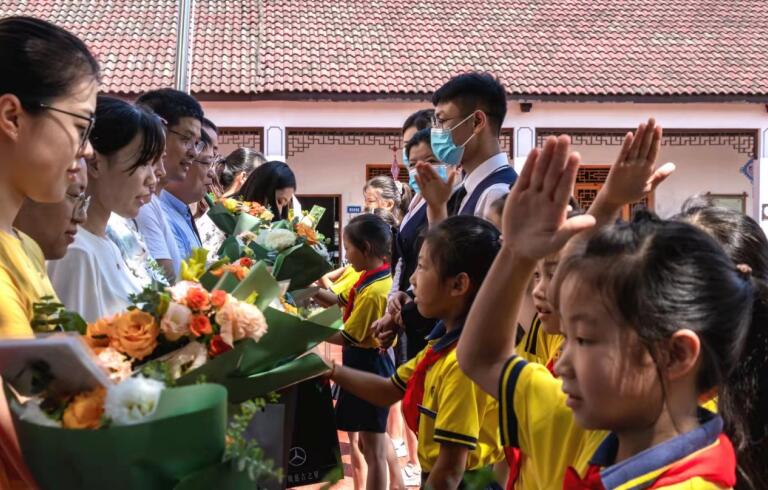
[736,263,753,280]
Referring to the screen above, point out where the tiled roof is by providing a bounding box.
[3,1,768,98]
[1,0,178,95]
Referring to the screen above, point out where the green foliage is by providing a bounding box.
[129,286,171,319]
[223,399,282,483]
[137,361,178,387]
[30,296,87,334]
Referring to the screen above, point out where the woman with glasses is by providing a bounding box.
[0,15,100,490]
[0,16,99,339]
[48,96,164,323]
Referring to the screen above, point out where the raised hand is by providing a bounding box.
[414,161,460,209]
[600,118,674,207]
[501,135,596,262]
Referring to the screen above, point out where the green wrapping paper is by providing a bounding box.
[176,307,341,403]
[206,203,239,236]
[272,242,333,291]
[12,384,234,490]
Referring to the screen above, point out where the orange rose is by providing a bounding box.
[62,387,106,429]
[295,223,318,245]
[208,335,233,357]
[110,310,159,360]
[211,290,228,309]
[189,315,213,337]
[185,287,210,311]
[85,315,116,351]
[210,264,247,281]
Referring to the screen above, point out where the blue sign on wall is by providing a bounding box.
[347,205,362,214]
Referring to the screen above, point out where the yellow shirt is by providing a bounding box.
[332,266,362,302]
[0,229,57,338]
[500,356,607,490]
[515,314,564,367]
[340,268,391,348]
[392,327,504,473]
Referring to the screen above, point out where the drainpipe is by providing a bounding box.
[174,0,194,93]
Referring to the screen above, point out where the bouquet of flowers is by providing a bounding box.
[206,195,274,236]
[216,205,333,291]
[1,335,278,489]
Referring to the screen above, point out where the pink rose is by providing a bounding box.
[160,301,193,341]
[215,300,268,346]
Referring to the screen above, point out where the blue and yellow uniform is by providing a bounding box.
[515,314,563,372]
[332,265,362,303]
[335,264,393,433]
[392,323,504,475]
[499,356,736,490]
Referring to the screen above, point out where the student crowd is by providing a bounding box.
[1,15,766,490]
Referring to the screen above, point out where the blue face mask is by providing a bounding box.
[402,148,410,168]
[430,112,477,166]
[409,164,448,193]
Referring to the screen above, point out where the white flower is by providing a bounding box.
[164,341,209,379]
[96,347,133,382]
[160,301,193,341]
[166,281,199,302]
[18,400,61,427]
[261,229,297,251]
[237,231,258,245]
[104,376,164,426]
[215,299,268,346]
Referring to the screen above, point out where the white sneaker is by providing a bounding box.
[402,464,421,487]
[393,439,408,458]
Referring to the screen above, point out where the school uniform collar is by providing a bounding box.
[425,319,464,352]
[463,152,510,197]
[353,263,390,292]
[593,408,723,489]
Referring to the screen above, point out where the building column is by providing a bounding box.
[265,125,286,161]
[513,126,536,173]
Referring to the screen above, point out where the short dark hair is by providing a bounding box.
[344,213,392,262]
[239,161,296,220]
[0,16,100,113]
[405,128,432,161]
[402,109,434,134]
[432,72,507,135]
[89,96,165,174]
[202,117,218,134]
[424,215,502,298]
[135,88,203,128]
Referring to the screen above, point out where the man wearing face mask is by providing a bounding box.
[414,72,517,223]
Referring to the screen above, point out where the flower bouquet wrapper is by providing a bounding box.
[10,383,230,490]
[206,202,239,236]
[233,212,266,236]
[176,306,342,403]
[272,242,333,291]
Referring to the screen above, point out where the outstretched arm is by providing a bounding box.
[327,360,404,407]
[457,136,595,397]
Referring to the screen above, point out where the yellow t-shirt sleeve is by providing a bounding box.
[341,293,385,346]
[432,359,482,450]
[392,350,422,391]
[0,268,34,338]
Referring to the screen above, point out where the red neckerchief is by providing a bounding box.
[342,263,390,322]
[504,447,521,490]
[562,433,736,490]
[401,343,457,433]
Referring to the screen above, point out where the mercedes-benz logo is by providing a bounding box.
[289,446,307,467]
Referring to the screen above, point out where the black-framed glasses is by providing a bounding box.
[38,103,95,154]
[166,127,205,155]
[66,192,91,219]
[192,154,221,168]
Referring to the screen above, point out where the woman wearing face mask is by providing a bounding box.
[0,17,99,339]
[48,96,164,323]
[239,160,300,221]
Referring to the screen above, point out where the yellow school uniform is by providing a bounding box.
[340,266,391,349]
[392,324,504,473]
[0,229,57,338]
[331,265,362,301]
[515,313,564,368]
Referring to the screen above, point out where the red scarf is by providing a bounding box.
[342,263,390,322]
[504,447,521,490]
[401,343,457,433]
[562,434,736,490]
